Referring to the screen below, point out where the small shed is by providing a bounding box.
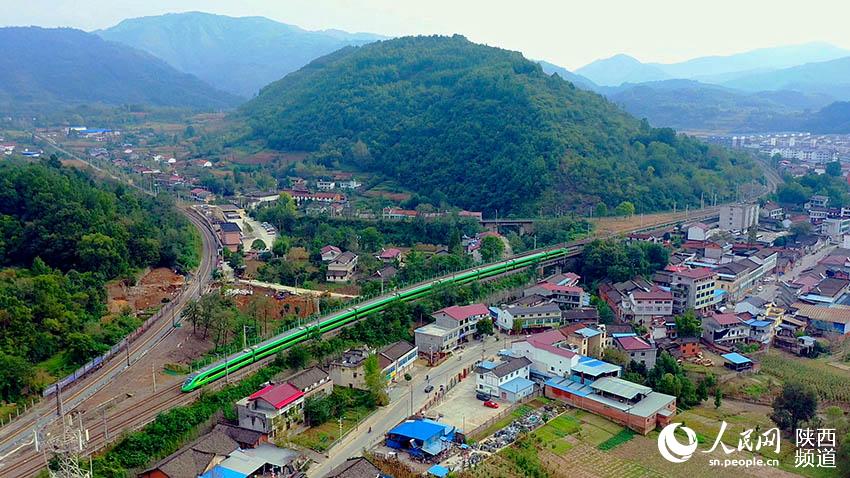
[721,352,753,372]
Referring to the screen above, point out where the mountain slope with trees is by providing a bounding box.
[97,12,385,97]
[0,26,239,114]
[0,159,200,399]
[241,35,762,215]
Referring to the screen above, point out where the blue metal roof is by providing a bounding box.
[544,376,593,397]
[744,319,772,327]
[611,332,637,338]
[478,360,497,370]
[499,377,535,394]
[428,465,450,477]
[721,352,752,365]
[575,327,601,338]
[389,420,449,441]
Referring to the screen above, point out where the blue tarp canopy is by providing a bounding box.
[427,465,450,477]
[389,420,446,442]
[200,466,247,478]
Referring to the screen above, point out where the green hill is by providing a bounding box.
[241,35,762,215]
[97,12,385,97]
[0,26,239,114]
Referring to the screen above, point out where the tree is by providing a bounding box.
[714,387,722,409]
[674,310,701,338]
[776,182,808,205]
[602,347,629,367]
[184,299,201,334]
[771,382,818,432]
[304,396,333,426]
[747,225,758,244]
[615,201,636,217]
[0,353,34,401]
[360,227,383,252]
[826,161,842,177]
[251,239,267,251]
[363,354,389,406]
[272,236,291,256]
[594,202,608,217]
[789,221,812,237]
[476,318,494,336]
[479,236,505,262]
[66,332,107,366]
[283,345,311,369]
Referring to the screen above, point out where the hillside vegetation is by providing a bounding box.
[0,160,199,400]
[0,26,239,114]
[242,35,762,215]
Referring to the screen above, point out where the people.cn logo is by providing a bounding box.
[657,423,699,463]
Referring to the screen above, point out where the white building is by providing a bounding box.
[719,203,759,232]
[474,356,534,402]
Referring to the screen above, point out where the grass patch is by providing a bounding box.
[289,405,374,452]
[597,428,635,450]
[531,414,579,454]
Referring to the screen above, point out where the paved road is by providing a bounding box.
[306,334,507,477]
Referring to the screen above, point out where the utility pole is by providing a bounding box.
[102,408,108,442]
[55,384,63,417]
[152,364,157,394]
[125,338,130,367]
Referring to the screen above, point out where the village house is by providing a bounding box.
[702,312,749,346]
[236,383,305,436]
[377,340,418,381]
[326,251,358,282]
[328,348,371,390]
[287,367,333,399]
[320,245,342,262]
[522,281,589,309]
[667,267,720,314]
[495,303,563,332]
[377,247,403,263]
[415,304,490,359]
[474,356,534,402]
[613,335,657,369]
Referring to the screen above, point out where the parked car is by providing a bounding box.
[424,384,434,393]
[483,400,499,409]
[476,391,492,401]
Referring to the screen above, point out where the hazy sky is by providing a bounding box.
[3,0,850,69]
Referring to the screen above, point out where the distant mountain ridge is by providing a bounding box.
[576,42,850,88]
[0,26,238,114]
[97,11,386,97]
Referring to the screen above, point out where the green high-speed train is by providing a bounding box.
[181,244,580,392]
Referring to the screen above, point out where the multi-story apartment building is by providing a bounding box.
[719,203,759,232]
[668,268,719,314]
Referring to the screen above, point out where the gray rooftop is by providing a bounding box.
[590,377,652,400]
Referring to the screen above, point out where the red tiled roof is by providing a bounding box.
[379,248,402,259]
[632,286,673,301]
[675,267,716,280]
[711,313,742,326]
[321,245,341,254]
[535,282,584,294]
[248,383,304,410]
[616,336,652,351]
[523,330,577,359]
[437,303,490,321]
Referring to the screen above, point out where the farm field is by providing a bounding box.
[758,349,850,403]
[462,400,837,478]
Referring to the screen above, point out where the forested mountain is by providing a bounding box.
[0,27,239,114]
[537,61,598,90]
[606,80,831,132]
[97,12,385,97]
[0,160,199,399]
[723,56,850,100]
[575,42,849,87]
[575,54,670,86]
[241,35,762,215]
[660,42,849,82]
